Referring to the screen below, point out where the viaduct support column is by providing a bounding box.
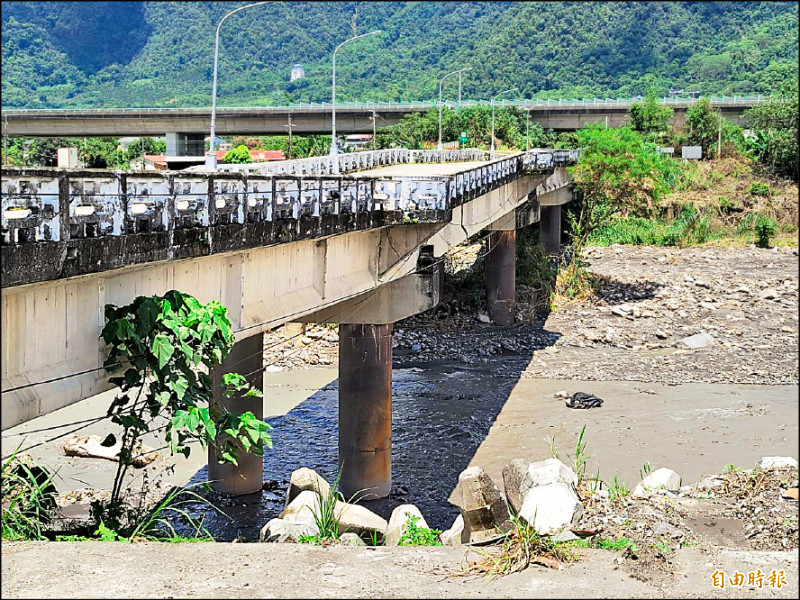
[208,332,264,495]
[485,230,516,326]
[338,323,392,500]
[540,205,561,255]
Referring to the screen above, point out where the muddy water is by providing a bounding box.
[179,357,529,541]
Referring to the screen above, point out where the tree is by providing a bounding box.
[127,137,166,159]
[629,90,674,141]
[99,290,271,531]
[745,80,798,180]
[683,98,721,158]
[221,144,251,164]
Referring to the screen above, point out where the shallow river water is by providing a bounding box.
[179,355,531,541]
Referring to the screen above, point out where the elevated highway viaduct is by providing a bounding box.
[1,96,761,152]
[1,149,576,498]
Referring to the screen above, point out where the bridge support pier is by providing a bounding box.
[208,332,264,495]
[485,230,516,326]
[338,323,393,500]
[540,205,561,255]
[165,132,205,156]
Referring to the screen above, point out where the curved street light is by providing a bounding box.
[330,30,382,173]
[206,1,269,169]
[491,88,517,153]
[438,67,471,151]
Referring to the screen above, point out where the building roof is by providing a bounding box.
[211,149,286,162]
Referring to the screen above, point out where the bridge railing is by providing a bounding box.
[1,150,577,246]
[214,148,486,176]
[0,95,768,117]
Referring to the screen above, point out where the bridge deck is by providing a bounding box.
[354,161,489,178]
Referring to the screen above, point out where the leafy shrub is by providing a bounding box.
[221,144,251,164]
[748,181,771,197]
[755,214,778,248]
[398,514,442,546]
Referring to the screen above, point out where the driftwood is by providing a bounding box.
[63,435,157,468]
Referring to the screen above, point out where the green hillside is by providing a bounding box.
[1,1,797,109]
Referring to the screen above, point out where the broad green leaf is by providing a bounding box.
[151,334,174,369]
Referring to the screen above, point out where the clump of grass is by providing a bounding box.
[608,472,630,500]
[755,213,778,248]
[88,483,224,542]
[588,203,717,247]
[639,461,653,481]
[572,425,591,483]
[398,514,442,546]
[570,536,637,552]
[309,469,345,542]
[462,512,575,579]
[1,446,58,541]
[748,181,771,197]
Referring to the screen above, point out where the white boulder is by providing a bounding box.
[518,482,583,535]
[384,504,429,546]
[632,468,681,497]
[756,456,798,470]
[259,518,318,542]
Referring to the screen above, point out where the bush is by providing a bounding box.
[755,214,778,248]
[748,181,771,197]
[221,144,251,164]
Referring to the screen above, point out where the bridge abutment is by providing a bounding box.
[540,205,562,255]
[208,332,265,495]
[338,323,393,500]
[485,230,516,326]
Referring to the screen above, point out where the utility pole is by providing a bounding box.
[458,71,462,108]
[717,111,722,158]
[371,110,377,150]
[285,115,294,159]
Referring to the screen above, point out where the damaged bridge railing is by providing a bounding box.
[1,149,579,286]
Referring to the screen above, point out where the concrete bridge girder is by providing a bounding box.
[0,171,544,430]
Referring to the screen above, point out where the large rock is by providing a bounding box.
[335,501,388,539]
[384,504,429,546]
[632,468,681,497]
[756,456,799,470]
[518,482,583,535]
[502,458,531,516]
[339,532,366,546]
[519,459,578,497]
[280,489,322,528]
[285,467,331,509]
[281,489,388,540]
[457,466,513,544]
[679,332,714,349]
[439,514,464,546]
[259,518,318,543]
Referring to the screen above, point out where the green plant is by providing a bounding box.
[723,463,743,473]
[221,144,251,164]
[398,514,443,546]
[1,446,58,540]
[99,290,271,532]
[588,468,602,495]
[310,469,345,541]
[608,472,630,500]
[653,541,673,554]
[570,536,636,551]
[628,90,674,141]
[748,181,771,197]
[571,425,591,483]
[639,461,653,481]
[755,213,778,248]
[545,435,560,460]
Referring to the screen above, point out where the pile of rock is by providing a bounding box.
[260,468,440,546]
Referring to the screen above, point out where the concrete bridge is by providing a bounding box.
[1,148,577,498]
[1,96,763,147]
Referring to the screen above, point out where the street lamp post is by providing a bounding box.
[284,115,294,160]
[370,110,377,150]
[438,67,472,151]
[330,30,382,173]
[525,107,530,151]
[491,88,517,153]
[206,1,269,169]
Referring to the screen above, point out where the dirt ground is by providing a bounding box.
[2,541,797,599]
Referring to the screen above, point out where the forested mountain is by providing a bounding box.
[1,1,797,109]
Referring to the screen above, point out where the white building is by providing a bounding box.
[290,64,305,82]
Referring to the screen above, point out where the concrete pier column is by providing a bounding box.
[338,323,392,500]
[540,205,562,255]
[208,332,264,495]
[485,230,516,326]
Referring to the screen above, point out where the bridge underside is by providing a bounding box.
[1,171,548,429]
